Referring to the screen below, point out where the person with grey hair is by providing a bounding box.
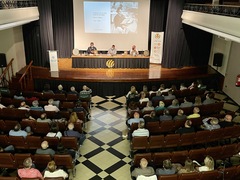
[30,100,43,111]
[18,157,43,179]
[55,84,66,95]
[36,141,55,157]
[79,85,92,99]
[68,86,78,95]
[132,121,149,137]
[44,99,60,112]
[142,101,154,113]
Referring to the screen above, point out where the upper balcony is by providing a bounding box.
[182,1,240,43]
[0,0,39,31]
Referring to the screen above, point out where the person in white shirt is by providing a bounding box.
[195,156,214,172]
[107,45,117,55]
[44,99,60,112]
[44,160,68,179]
[130,45,139,56]
[18,101,30,111]
[132,121,149,137]
[46,122,62,139]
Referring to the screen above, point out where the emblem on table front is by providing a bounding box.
[106,59,115,68]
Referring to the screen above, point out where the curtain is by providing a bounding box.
[38,0,55,67]
[51,0,74,58]
[148,0,168,49]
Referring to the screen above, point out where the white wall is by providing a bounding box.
[0,26,26,75]
[209,35,231,76]
[223,42,240,105]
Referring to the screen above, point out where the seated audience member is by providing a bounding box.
[149,85,158,96]
[164,90,176,100]
[14,91,25,100]
[151,91,164,102]
[132,121,149,137]
[194,155,214,172]
[219,114,234,128]
[139,91,149,104]
[178,159,197,174]
[171,84,178,93]
[130,45,139,56]
[36,141,55,157]
[46,122,62,139]
[64,123,86,145]
[68,111,83,124]
[188,81,198,90]
[144,111,159,123]
[173,109,187,120]
[127,112,144,126]
[142,85,149,96]
[56,143,76,160]
[30,100,44,111]
[196,79,206,90]
[73,101,87,114]
[131,158,155,178]
[158,83,171,93]
[154,101,166,112]
[79,85,92,99]
[142,101,154,113]
[18,157,43,179]
[175,120,195,134]
[180,83,187,90]
[156,159,177,175]
[180,97,193,108]
[68,86,79,95]
[203,92,215,105]
[43,83,54,94]
[44,98,60,112]
[194,96,202,106]
[107,44,117,55]
[9,123,30,138]
[201,117,220,131]
[18,101,30,111]
[0,145,15,153]
[44,160,68,179]
[126,86,139,102]
[168,99,180,109]
[160,109,172,121]
[128,101,140,115]
[55,84,66,95]
[37,113,52,124]
[187,107,200,119]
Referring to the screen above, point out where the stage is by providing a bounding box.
[30,58,221,96]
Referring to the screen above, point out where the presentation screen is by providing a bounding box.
[73,0,150,51]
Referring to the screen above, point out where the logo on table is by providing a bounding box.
[106,59,115,68]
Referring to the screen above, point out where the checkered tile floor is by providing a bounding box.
[72,91,240,180]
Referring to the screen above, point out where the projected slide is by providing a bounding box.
[84,1,138,34]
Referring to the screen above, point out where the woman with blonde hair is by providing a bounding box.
[195,155,214,172]
[44,160,68,179]
[68,112,82,123]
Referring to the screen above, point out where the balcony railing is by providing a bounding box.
[184,3,240,18]
[0,0,37,9]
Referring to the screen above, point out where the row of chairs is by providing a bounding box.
[155,166,240,180]
[0,153,75,175]
[0,120,83,135]
[0,108,86,121]
[131,125,240,151]
[129,101,225,118]
[0,135,79,151]
[130,118,203,135]
[132,143,240,167]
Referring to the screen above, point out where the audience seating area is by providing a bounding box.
[131,125,240,152]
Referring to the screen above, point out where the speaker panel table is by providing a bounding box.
[72,55,150,69]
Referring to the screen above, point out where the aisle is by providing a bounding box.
[74,95,131,180]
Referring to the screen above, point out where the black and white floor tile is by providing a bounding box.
[72,91,240,180]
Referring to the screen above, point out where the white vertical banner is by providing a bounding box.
[150,32,164,64]
[48,50,59,72]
